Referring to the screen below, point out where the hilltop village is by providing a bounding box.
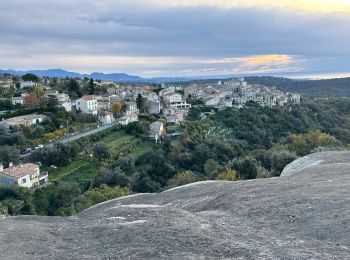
[0,75,300,131]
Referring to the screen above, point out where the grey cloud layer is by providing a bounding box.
[0,0,349,76]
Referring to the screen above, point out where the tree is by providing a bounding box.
[33,86,45,97]
[93,143,110,161]
[111,101,123,115]
[231,157,259,180]
[188,107,201,120]
[136,93,143,110]
[118,156,135,173]
[204,158,219,176]
[288,130,338,155]
[125,121,148,137]
[216,167,238,181]
[99,167,129,186]
[132,171,160,193]
[0,99,14,110]
[22,73,39,82]
[67,79,81,98]
[24,92,40,107]
[68,184,129,214]
[136,93,146,113]
[31,125,45,139]
[0,146,20,167]
[99,168,115,185]
[46,96,59,109]
[270,150,297,176]
[88,78,95,95]
[167,170,199,188]
[54,182,80,208]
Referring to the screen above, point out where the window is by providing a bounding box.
[22,178,27,184]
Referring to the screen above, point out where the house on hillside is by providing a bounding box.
[0,163,48,189]
[148,121,164,143]
[0,114,47,130]
[19,81,37,89]
[98,111,114,125]
[147,100,161,115]
[163,107,184,125]
[11,96,24,106]
[76,95,98,115]
[44,90,72,112]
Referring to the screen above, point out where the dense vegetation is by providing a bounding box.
[1,98,350,216]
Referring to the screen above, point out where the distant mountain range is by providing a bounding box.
[0,68,231,83]
[0,69,145,82]
[0,68,244,83]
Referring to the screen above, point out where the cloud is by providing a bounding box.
[159,0,350,14]
[0,0,349,76]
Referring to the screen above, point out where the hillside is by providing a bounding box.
[1,151,350,259]
[245,76,350,97]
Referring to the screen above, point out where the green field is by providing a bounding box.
[46,130,154,187]
[60,162,99,190]
[48,158,90,182]
[31,128,154,215]
[99,130,154,159]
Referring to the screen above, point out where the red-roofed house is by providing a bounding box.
[0,163,48,189]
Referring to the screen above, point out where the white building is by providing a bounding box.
[144,92,159,102]
[203,96,220,106]
[148,121,164,143]
[0,163,48,189]
[118,114,138,126]
[163,108,184,125]
[11,96,24,106]
[76,95,98,115]
[44,90,72,111]
[125,102,139,116]
[148,100,161,115]
[0,114,47,129]
[164,93,183,104]
[98,111,115,125]
[20,81,37,89]
[159,89,174,99]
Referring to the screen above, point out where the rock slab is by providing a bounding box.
[1,151,350,259]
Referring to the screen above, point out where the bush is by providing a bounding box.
[92,143,110,161]
[216,168,238,181]
[167,170,200,188]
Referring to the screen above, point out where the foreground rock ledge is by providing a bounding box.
[1,151,350,260]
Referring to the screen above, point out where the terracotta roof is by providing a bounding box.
[81,95,96,101]
[1,163,39,179]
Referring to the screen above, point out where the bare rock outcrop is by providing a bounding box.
[1,152,350,259]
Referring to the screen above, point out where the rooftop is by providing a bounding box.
[81,95,96,101]
[1,114,47,125]
[1,163,39,179]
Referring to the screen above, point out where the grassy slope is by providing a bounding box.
[99,130,154,159]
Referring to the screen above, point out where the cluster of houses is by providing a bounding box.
[0,76,302,189]
[184,78,301,109]
[0,76,301,143]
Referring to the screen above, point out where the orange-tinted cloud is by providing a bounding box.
[161,0,350,14]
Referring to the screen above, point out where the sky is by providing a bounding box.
[0,0,350,78]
